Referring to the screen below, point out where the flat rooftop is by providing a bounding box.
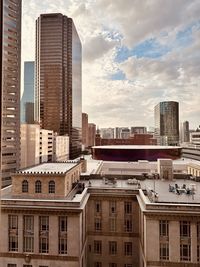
[92,145,181,149]
[18,162,78,174]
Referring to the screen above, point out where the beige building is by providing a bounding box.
[88,123,96,147]
[20,124,69,169]
[82,113,89,149]
[1,158,200,267]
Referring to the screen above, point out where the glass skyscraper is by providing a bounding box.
[0,0,21,187]
[154,101,179,146]
[35,13,82,159]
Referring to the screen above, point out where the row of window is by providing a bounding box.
[94,217,133,233]
[22,180,55,193]
[94,264,132,267]
[95,201,133,215]
[160,242,194,261]
[93,240,133,256]
[8,265,47,267]
[8,215,67,254]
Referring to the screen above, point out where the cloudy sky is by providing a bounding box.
[22,0,200,129]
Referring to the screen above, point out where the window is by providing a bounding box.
[8,215,18,252]
[48,180,55,193]
[180,221,190,237]
[94,263,102,267]
[22,180,28,193]
[94,240,102,254]
[59,216,67,254]
[180,244,191,261]
[23,265,32,267]
[124,218,132,232]
[124,242,132,256]
[35,180,42,193]
[197,245,200,262]
[160,243,169,261]
[94,218,102,231]
[109,241,117,255]
[23,215,34,252]
[95,201,101,213]
[109,264,117,267]
[124,202,132,214]
[197,222,200,239]
[109,217,116,232]
[124,265,133,267]
[39,216,49,253]
[109,201,116,215]
[159,220,169,237]
[7,264,17,267]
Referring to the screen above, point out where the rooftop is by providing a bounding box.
[92,145,181,149]
[18,162,78,174]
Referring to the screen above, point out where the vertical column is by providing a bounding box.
[34,215,39,253]
[18,214,23,253]
[191,222,197,263]
[169,221,179,262]
[145,218,159,261]
[49,215,58,255]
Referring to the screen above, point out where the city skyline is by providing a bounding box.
[22,0,200,128]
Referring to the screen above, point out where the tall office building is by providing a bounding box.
[82,113,88,148]
[0,0,21,187]
[21,61,34,124]
[35,13,82,159]
[88,123,96,147]
[154,101,179,146]
[181,121,190,143]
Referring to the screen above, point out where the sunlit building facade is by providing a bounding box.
[35,13,82,159]
[0,0,21,187]
[154,101,179,146]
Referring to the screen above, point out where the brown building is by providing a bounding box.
[82,113,88,148]
[35,13,82,159]
[0,0,21,187]
[95,133,157,146]
[88,123,96,147]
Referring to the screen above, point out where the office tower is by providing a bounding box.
[131,126,147,134]
[82,113,88,148]
[21,61,34,124]
[0,0,21,187]
[35,13,82,159]
[154,101,179,146]
[88,123,96,147]
[181,121,190,143]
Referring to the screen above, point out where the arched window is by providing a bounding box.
[49,180,55,193]
[35,180,42,193]
[22,180,28,193]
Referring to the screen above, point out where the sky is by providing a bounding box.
[22,0,200,129]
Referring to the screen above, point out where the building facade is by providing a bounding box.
[21,61,35,124]
[181,121,190,143]
[0,0,21,187]
[35,13,82,159]
[154,101,179,146]
[82,113,88,149]
[88,123,96,147]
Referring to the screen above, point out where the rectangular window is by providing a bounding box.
[180,221,190,237]
[109,241,117,255]
[39,216,49,253]
[159,220,169,237]
[58,216,67,254]
[124,242,132,256]
[160,243,169,261]
[109,264,117,267]
[7,265,17,267]
[197,222,200,239]
[23,265,32,267]
[94,240,102,254]
[124,218,132,232]
[180,244,191,261]
[124,265,133,267]
[23,215,34,252]
[95,201,101,214]
[109,217,116,232]
[94,263,102,267]
[8,215,18,252]
[124,202,132,214]
[109,201,116,215]
[197,245,200,262]
[94,218,102,231]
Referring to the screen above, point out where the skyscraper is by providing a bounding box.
[0,0,21,187]
[21,61,35,124]
[82,113,88,148]
[181,120,190,143]
[154,101,179,146]
[35,13,82,159]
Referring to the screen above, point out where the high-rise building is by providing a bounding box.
[82,113,88,148]
[0,0,21,187]
[154,101,179,146]
[181,121,190,143]
[21,61,34,124]
[35,13,82,159]
[88,123,96,147]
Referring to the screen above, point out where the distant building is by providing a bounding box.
[154,101,179,146]
[114,127,121,138]
[131,126,147,134]
[181,121,190,143]
[82,113,88,149]
[35,13,82,159]
[100,128,115,139]
[0,0,21,187]
[21,61,35,123]
[120,127,130,139]
[88,123,96,147]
